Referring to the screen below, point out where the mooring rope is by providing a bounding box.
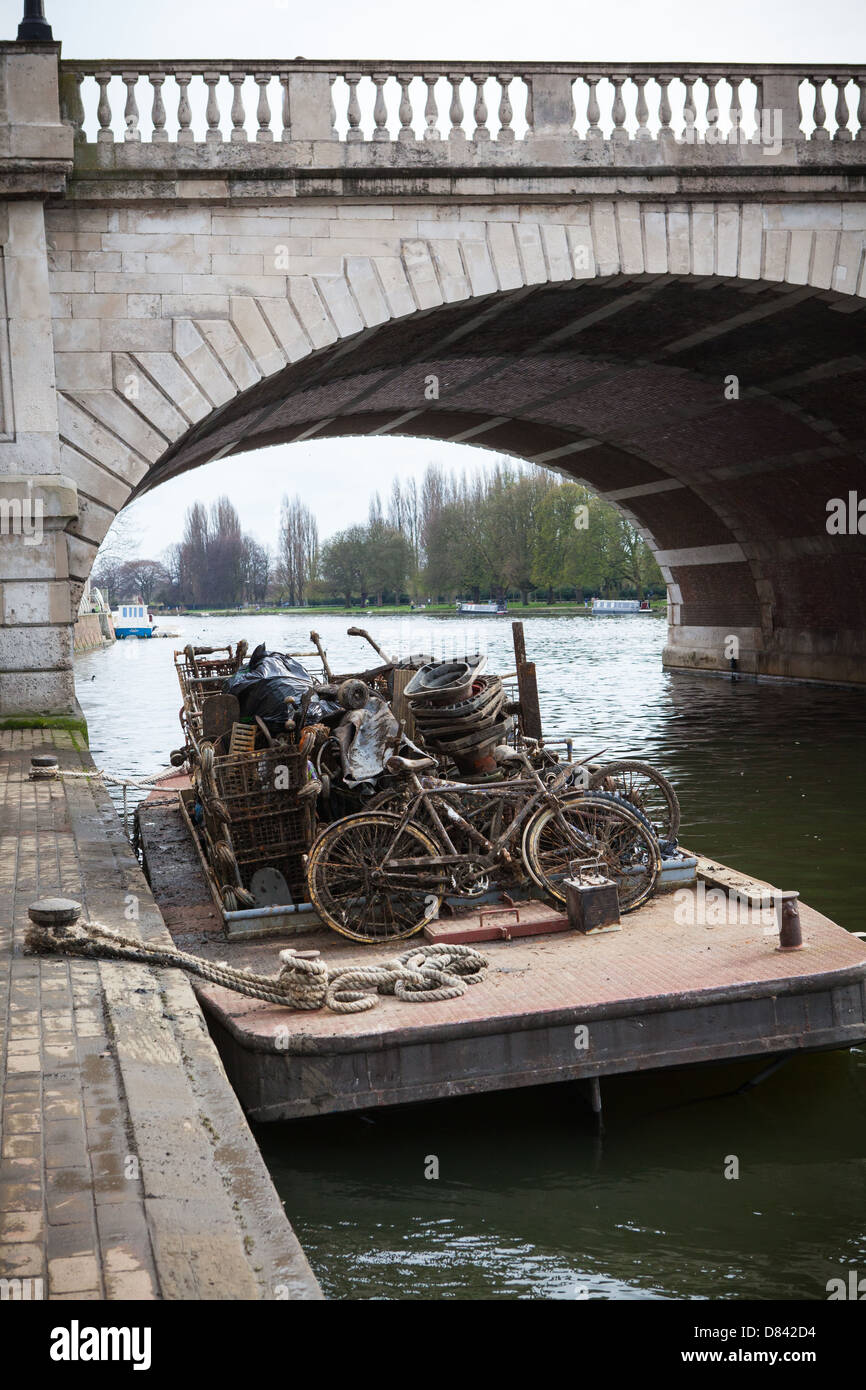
[35,762,181,839]
[48,765,177,790]
[24,919,488,1016]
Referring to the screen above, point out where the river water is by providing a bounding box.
[75,612,866,1301]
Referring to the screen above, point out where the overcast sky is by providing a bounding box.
[21,0,866,559]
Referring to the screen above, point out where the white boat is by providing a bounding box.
[455,600,507,615]
[591,598,652,614]
[112,602,156,638]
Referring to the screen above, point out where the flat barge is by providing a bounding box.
[139,793,866,1123]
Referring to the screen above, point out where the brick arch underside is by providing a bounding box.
[64,275,866,684]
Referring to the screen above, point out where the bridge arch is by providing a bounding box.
[44,197,866,702]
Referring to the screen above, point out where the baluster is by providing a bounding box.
[280,72,292,141]
[204,74,222,142]
[611,76,627,142]
[422,74,440,140]
[345,75,363,141]
[811,78,829,140]
[329,76,338,139]
[497,74,514,142]
[682,75,697,142]
[856,76,866,140]
[397,74,414,143]
[727,76,742,145]
[96,73,113,143]
[59,69,86,144]
[578,75,600,141]
[472,73,490,140]
[229,74,247,142]
[122,72,141,142]
[149,75,167,142]
[657,75,673,140]
[833,76,851,140]
[448,73,466,141]
[634,76,650,140]
[175,73,193,145]
[585,77,602,141]
[704,76,719,142]
[255,74,273,141]
[372,74,389,141]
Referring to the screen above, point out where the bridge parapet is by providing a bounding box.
[59,61,866,170]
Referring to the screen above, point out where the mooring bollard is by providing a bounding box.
[27,897,82,931]
[29,754,59,780]
[776,891,804,951]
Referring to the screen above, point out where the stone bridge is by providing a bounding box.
[2,24,866,719]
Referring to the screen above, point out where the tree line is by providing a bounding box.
[318,463,662,605]
[92,461,661,609]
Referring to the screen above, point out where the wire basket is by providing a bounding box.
[213,746,308,809]
[174,647,241,715]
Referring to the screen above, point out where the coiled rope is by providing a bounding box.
[24,919,488,1017]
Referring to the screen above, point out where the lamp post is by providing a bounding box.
[17,1,53,41]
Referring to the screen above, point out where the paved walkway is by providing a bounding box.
[0,729,321,1300]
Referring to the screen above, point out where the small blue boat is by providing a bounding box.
[112,602,155,638]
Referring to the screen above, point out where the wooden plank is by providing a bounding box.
[390,665,417,741]
[512,620,543,741]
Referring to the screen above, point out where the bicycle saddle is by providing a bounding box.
[385,754,439,774]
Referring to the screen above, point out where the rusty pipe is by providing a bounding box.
[309,630,333,682]
[347,626,390,662]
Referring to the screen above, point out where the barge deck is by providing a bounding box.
[138,796,866,1123]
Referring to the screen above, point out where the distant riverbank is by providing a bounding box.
[162,601,667,619]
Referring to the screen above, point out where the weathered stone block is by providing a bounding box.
[2,581,70,626]
[99,319,173,352]
[286,278,338,348]
[0,669,76,716]
[54,354,113,392]
[0,625,70,669]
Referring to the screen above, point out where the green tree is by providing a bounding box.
[533,482,603,600]
[320,525,367,606]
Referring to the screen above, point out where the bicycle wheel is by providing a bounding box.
[588,759,680,847]
[307,811,445,943]
[523,790,661,913]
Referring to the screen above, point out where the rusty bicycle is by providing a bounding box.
[307,744,662,942]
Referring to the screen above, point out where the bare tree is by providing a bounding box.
[112,558,171,605]
[90,506,143,604]
[277,494,319,607]
[242,536,271,603]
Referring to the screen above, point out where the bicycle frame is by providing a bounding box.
[381,754,585,886]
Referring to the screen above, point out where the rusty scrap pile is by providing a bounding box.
[167,623,552,921]
[171,629,434,914]
[405,658,509,775]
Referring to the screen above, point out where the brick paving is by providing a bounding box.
[0,729,321,1300]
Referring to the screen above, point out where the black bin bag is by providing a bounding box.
[221,645,341,734]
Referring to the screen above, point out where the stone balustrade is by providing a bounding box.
[58,61,866,153]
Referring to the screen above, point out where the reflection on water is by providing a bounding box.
[75,612,866,1299]
[256,1049,866,1301]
